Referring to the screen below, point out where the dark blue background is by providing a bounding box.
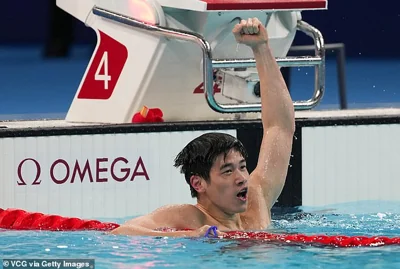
[1,1,399,58]
[0,0,399,118]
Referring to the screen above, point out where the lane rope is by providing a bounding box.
[1,208,399,247]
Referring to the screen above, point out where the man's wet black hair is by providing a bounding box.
[174,132,248,198]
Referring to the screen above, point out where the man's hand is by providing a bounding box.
[232,18,268,48]
[189,225,226,238]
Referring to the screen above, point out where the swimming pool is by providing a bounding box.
[1,201,400,269]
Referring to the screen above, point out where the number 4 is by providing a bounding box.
[95,51,112,90]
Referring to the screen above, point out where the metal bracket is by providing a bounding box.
[92,6,325,113]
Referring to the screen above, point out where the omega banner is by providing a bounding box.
[0,130,236,219]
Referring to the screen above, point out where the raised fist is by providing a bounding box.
[232,18,269,48]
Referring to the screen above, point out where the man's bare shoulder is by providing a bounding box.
[124,204,206,230]
[150,204,205,221]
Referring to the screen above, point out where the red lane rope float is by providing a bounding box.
[1,208,400,247]
[0,208,119,231]
[223,231,400,248]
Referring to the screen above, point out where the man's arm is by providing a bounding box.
[233,19,295,213]
[252,23,295,209]
[109,204,207,237]
[251,42,295,209]
[110,224,194,237]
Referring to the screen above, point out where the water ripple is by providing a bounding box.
[1,201,400,268]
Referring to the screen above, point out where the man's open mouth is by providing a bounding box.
[237,187,248,202]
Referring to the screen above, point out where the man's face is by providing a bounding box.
[205,149,249,214]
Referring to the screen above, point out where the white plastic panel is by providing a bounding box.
[302,124,400,207]
[0,130,236,219]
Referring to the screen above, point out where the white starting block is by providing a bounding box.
[57,0,327,123]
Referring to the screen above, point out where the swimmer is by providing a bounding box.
[111,18,295,237]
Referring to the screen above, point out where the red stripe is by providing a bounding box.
[202,0,327,10]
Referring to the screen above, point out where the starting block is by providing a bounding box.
[57,0,327,123]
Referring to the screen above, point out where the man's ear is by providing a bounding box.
[190,175,206,194]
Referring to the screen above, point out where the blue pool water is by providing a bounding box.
[1,201,400,269]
